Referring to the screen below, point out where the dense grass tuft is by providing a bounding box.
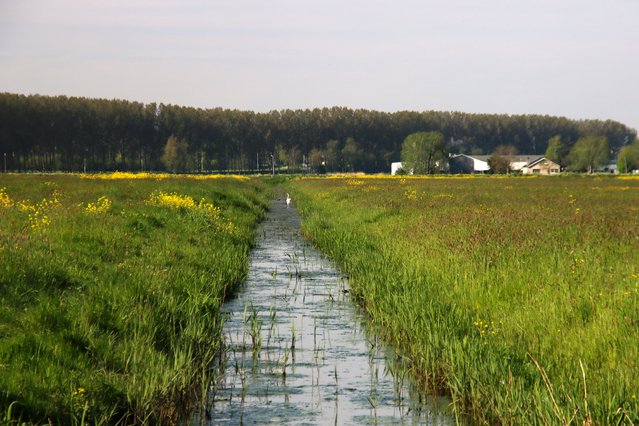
[291,175,639,424]
[0,174,269,425]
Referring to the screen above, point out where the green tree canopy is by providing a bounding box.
[1,93,635,173]
[400,131,446,174]
[567,136,609,173]
[342,137,363,172]
[324,139,341,172]
[161,135,189,173]
[545,135,569,166]
[617,139,639,173]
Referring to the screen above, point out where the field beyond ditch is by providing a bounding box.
[291,175,639,424]
[0,174,269,424]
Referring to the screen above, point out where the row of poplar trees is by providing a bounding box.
[0,92,635,173]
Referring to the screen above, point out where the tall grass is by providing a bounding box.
[0,174,269,424]
[291,175,639,424]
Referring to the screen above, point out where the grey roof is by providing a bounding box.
[453,154,541,162]
[510,155,542,163]
[524,157,559,168]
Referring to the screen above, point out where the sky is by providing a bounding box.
[1,0,638,133]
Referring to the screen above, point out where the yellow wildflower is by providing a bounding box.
[147,192,222,220]
[80,172,248,180]
[404,189,417,201]
[147,191,197,209]
[85,196,111,214]
[0,187,13,208]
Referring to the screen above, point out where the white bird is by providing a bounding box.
[286,193,291,208]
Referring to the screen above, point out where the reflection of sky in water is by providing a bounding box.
[199,199,452,425]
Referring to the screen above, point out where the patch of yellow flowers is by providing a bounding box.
[473,319,500,336]
[27,192,61,231]
[148,191,199,209]
[2,188,61,231]
[80,172,248,180]
[85,196,111,214]
[147,191,220,217]
[297,174,533,180]
[0,187,13,208]
[146,191,235,233]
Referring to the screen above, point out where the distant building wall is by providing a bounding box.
[391,162,413,175]
[449,154,489,174]
[521,158,560,175]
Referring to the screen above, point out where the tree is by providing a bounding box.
[342,137,363,172]
[567,136,609,173]
[545,135,569,167]
[1,93,637,173]
[400,131,446,174]
[309,147,325,173]
[288,145,302,172]
[275,144,288,169]
[161,135,189,173]
[324,139,340,172]
[617,139,639,173]
[488,144,518,174]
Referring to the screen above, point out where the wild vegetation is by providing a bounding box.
[291,175,639,424]
[618,138,639,173]
[1,92,635,173]
[0,174,269,424]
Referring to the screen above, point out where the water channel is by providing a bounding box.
[200,198,453,425]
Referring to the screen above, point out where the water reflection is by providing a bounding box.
[202,198,452,425]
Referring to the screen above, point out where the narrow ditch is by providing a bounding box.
[198,198,453,425]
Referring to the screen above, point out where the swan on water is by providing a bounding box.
[286,193,291,207]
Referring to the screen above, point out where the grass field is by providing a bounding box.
[290,175,639,425]
[0,173,269,424]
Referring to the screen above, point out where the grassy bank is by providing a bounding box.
[0,174,269,424]
[291,175,639,424]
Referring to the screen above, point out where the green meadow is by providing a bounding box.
[291,175,639,425]
[2,173,638,425]
[0,174,269,424]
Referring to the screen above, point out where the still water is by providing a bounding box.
[201,198,453,425]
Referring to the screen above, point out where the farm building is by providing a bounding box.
[391,162,412,175]
[508,155,544,172]
[396,154,562,175]
[598,162,619,174]
[449,154,490,174]
[520,157,560,175]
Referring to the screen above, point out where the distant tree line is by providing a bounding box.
[0,92,636,173]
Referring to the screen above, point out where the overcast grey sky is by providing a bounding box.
[1,0,637,132]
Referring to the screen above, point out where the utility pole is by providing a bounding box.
[271,153,275,177]
[3,153,6,173]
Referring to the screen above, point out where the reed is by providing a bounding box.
[291,175,639,424]
[0,174,269,425]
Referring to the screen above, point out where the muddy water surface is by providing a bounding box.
[204,199,453,425]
